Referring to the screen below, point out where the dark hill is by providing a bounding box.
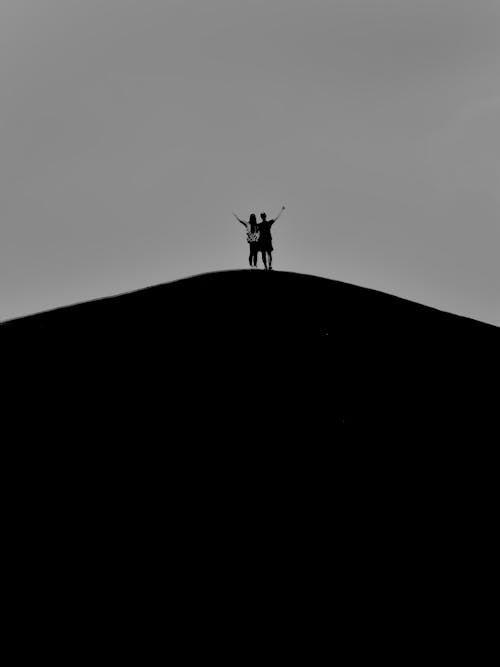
[4,270,498,644]
[3,269,498,437]
[3,268,496,340]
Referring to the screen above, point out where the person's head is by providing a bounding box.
[249,213,257,231]
[260,212,267,221]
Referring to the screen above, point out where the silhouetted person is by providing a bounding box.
[258,206,285,270]
[233,212,260,268]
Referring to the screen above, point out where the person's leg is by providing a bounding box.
[252,247,258,267]
[261,250,268,270]
[249,249,253,268]
[268,251,273,270]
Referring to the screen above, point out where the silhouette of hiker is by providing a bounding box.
[233,212,260,268]
[258,206,285,270]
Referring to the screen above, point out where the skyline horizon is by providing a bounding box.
[2,265,498,329]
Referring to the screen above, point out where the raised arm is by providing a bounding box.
[233,212,248,227]
[273,205,286,223]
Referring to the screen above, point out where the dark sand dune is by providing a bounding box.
[4,270,497,644]
[3,269,497,439]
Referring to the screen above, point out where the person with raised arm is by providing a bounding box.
[257,205,285,270]
[233,212,260,269]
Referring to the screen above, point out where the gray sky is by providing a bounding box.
[1,0,499,325]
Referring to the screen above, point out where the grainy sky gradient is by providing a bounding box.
[1,0,499,324]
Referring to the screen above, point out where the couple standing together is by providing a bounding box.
[233,206,286,270]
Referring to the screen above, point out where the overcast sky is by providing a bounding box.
[1,0,499,325]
